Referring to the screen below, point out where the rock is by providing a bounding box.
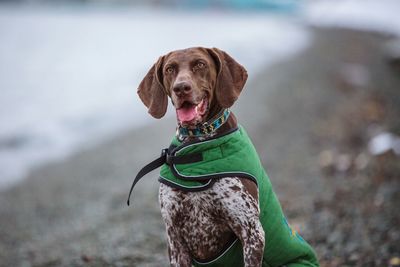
[354,153,369,170]
[338,63,370,90]
[390,256,400,266]
[318,150,335,174]
[81,254,92,263]
[368,132,400,156]
[335,153,352,173]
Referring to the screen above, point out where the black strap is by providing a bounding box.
[166,152,203,165]
[127,148,203,206]
[126,149,167,206]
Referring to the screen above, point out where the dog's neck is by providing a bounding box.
[176,109,238,142]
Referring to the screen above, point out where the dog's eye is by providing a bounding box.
[197,62,205,68]
[193,61,206,72]
[165,66,175,74]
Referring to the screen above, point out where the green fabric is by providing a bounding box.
[160,126,319,267]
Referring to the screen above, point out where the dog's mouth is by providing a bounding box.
[176,97,209,126]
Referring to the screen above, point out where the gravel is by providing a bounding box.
[0,28,399,267]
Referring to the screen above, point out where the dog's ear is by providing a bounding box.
[207,48,248,108]
[137,56,168,119]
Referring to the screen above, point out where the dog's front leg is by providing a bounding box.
[217,178,265,267]
[159,185,191,267]
[240,218,265,266]
[165,225,191,267]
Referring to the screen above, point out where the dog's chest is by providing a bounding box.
[159,178,249,259]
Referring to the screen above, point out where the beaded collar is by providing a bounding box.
[176,109,231,141]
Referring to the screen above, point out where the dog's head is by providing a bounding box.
[137,47,248,127]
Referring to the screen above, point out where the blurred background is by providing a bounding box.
[0,0,399,266]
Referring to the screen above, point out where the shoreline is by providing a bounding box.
[0,6,311,188]
[1,28,399,266]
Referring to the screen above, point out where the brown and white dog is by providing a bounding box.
[138,47,265,266]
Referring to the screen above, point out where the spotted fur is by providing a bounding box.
[139,47,265,266]
[159,177,265,267]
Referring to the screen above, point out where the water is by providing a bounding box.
[0,6,311,188]
[304,0,400,36]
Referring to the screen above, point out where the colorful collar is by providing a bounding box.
[177,109,231,141]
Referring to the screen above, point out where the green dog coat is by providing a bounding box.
[159,126,319,267]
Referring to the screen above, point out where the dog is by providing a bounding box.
[133,47,319,267]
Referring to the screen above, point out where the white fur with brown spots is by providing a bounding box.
[159,177,265,266]
[138,47,266,266]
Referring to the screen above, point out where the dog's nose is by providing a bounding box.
[172,81,192,96]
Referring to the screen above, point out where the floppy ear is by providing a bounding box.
[207,48,248,108]
[137,56,168,119]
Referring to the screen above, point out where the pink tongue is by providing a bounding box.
[177,106,197,123]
